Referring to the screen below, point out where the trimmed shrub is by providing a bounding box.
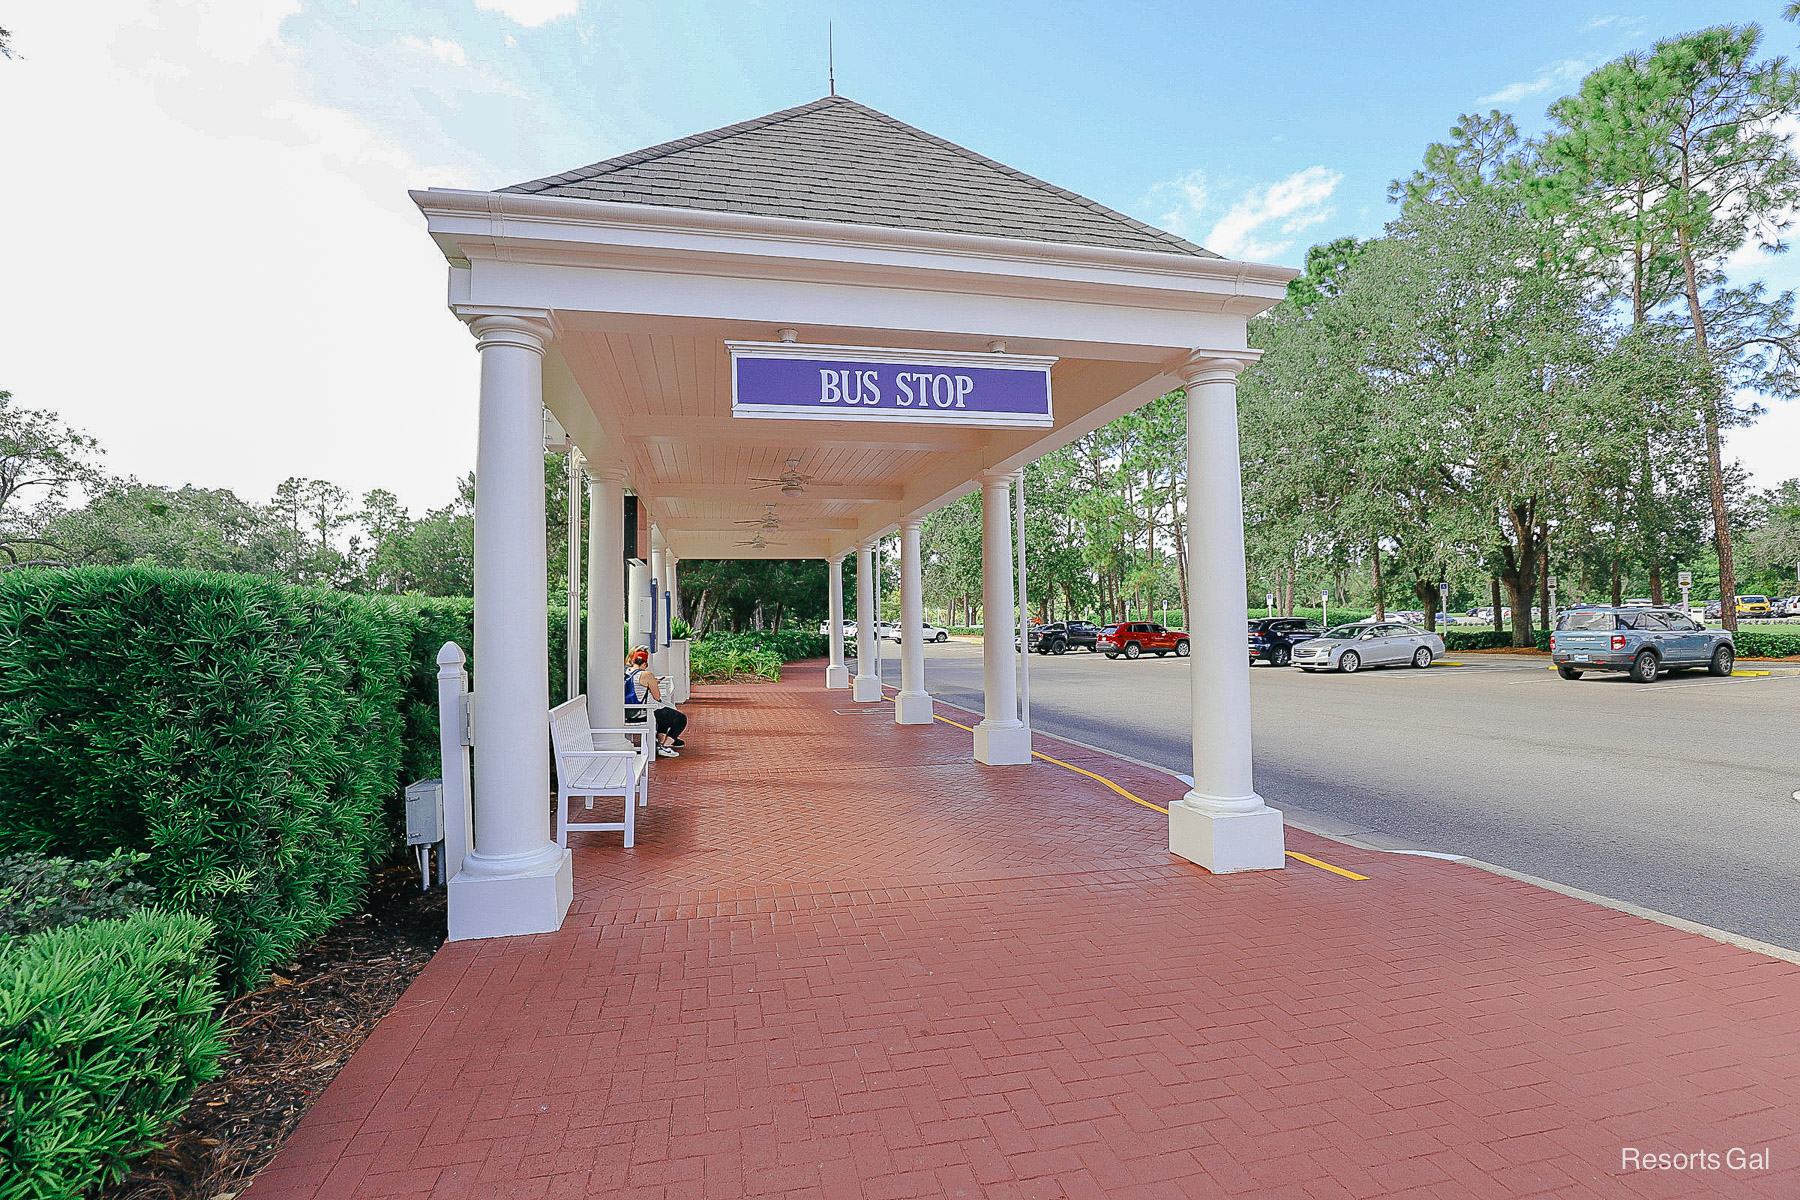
[1247,607,1377,625]
[699,629,828,661]
[1441,630,1552,652]
[690,643,784,682]
[1733,628,1800,658]
[0,910,225,1199]
[0,570,596,992]
[0,568,410,989]
[0,850,155,940]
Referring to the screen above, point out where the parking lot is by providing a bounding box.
[865,639,1800,951]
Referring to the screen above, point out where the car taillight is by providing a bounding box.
[1611,635,1626,650]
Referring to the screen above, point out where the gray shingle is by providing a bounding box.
[501,95,1214,258]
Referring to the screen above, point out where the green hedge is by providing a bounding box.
[0,571,588,991]
[699,629,827,661]
[1439,627,1800,657]
[690,644,784,681]
[0,910,225,1199]
[1733,628,1800,658]
[1442,630,1553,651]
[682,630,826,684]
[0,569,413,989]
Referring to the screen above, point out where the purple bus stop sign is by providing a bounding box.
[728,342,1055,429]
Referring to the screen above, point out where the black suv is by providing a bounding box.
[1248,617,1324,666]
[1028,620,1102,654]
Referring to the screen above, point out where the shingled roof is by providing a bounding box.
[502,95,1215,258]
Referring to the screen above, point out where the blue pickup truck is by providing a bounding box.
[1550,606,1735,682]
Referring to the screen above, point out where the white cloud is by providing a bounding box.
[399,35,469,68]
[1476,58,1592,107]
[474,0,580,27]
[1146,166,1342,262]
[0,0,480,511]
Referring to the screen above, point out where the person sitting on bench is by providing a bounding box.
[626,645,687,758]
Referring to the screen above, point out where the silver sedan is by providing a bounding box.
[1292,622,1445,673]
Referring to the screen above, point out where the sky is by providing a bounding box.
[3,0,1799,513]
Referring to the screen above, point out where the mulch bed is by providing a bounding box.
[99,864,445,1200]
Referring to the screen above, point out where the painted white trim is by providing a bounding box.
[726,340,1058,371]
[413,188,1297,295]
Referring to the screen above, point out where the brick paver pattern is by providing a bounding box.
[246,662,1800,1199]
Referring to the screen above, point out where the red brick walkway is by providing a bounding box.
[246,662,1800,1199]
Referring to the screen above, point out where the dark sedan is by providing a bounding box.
[1247,617,1323,666]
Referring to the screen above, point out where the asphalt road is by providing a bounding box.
[855,640,1800,951]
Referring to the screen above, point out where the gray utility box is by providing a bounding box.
[406,779,445,846]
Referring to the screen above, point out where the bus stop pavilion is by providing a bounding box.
[410,95,1296,941]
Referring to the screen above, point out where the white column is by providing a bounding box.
[649,527,669,676]
[1170,354,1285,872]
[826,553,850,688]
[853,540,882,701]
[974,473,1030,764]
[564,449,582,701]
[628,559,651,660]
[586,465,627,741]
[448,310,573,941]
[895,519,933,724]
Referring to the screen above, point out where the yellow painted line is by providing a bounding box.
[926,711,1366,881]
[1285,851,1370,881]
[1030,748,1170,815]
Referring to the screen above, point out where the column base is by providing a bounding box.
[826,664,850,689]
[973,721,1032,765]
[894,691,934,725]
[447,848,574,941]
[1169,799,1285,873]
[852,674,883,702]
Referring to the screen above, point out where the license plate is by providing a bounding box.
[1574,654,1589,661]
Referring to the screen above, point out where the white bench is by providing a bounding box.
[549,696,650,848]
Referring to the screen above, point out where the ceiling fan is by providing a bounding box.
[735,532,787,549]
[750,458,815,497]
[733,504,781,529]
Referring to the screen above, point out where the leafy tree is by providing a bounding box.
[46,481,281,573]
[0,391,104,569]
[1537,25,1800,628]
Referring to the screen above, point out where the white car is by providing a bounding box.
[818,620,858,638]
[1292,622,1445,673]
[879,621,950,643]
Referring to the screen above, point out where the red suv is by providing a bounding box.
[1099,622,1189,659]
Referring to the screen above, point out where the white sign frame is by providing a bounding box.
[726,341,1057,429]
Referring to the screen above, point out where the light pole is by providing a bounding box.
[1547,575,1558,628]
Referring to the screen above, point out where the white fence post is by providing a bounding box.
[437,642,474,881]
